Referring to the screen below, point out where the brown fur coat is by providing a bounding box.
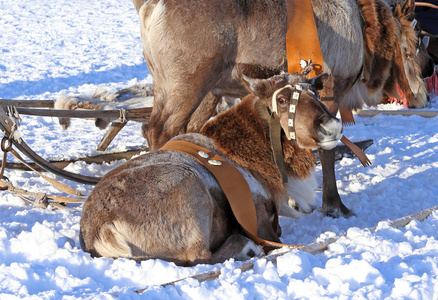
[201,95,316,199]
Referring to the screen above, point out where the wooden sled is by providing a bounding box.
[0,98,152,151]
[0,97,152,185]
[355,109,438,118]
[0,95,373,185]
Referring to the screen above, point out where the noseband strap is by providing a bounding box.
[288,84,302,140]
[271,84,307,141]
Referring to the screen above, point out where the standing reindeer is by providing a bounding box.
[133,0,431,217]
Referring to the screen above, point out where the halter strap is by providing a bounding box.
[288,84,302,140]
[256,99,288,183]
[271,84,307,141]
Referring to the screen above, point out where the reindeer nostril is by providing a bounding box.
[320,119,343,139]
[319,125,329,136]
[317,119,343,150]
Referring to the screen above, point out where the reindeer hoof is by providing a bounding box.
[321,206,355,218]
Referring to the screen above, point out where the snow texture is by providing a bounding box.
[0,1,437,299]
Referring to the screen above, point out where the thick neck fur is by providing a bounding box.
[200,96,316,198]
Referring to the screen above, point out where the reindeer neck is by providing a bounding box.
[200,96,285,197]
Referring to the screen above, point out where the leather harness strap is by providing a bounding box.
[161,140,259,237]
[160,140,302,250]
[255,99,289,183]
[286,0,324,76]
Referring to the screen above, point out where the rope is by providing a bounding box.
[7,106,22,127]
[0,105,101,185]
[118,108,127,123]
[0,178,82,211]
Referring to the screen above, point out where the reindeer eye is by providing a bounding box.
[278,97,288,104]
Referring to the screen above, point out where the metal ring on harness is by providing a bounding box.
[1,137,12,152]
[0,137,12,190]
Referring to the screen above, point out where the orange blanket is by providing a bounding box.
[286,0,323,76]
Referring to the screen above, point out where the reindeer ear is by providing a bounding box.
[242,75,270,98]
[396,0,415,18]
[309,73,329,90]
[404,0,415,14]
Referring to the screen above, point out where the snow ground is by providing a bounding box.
[0,1,437,299]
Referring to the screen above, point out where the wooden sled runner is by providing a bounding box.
[0,92,434,186]
[0,106,101,185]
[356,109,438,118]
[0,97,152,185]
[0,99,374,167]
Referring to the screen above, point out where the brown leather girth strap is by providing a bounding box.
[339,107,356,126]
[160,140,302,250]
[286,0,323,76]
[340,136,372,167]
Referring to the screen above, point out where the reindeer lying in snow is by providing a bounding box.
[80,73,342,265]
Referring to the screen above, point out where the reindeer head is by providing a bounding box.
[417,33,435,79]
[387,0,430,107]
[243,73,342,150]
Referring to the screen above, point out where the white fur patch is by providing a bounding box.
[277,200,304,219]
[237,167,269,199]
[54,96,78,110]
[234,240,263,261]
[93,221,133,258]
[318,118,342,150]
[285,174,317,215]
[54,96,79,130]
